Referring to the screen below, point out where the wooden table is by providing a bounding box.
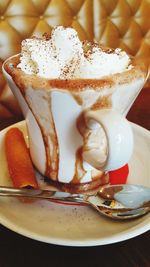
[0,87,150,267]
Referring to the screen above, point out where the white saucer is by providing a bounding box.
[0,121,149,246]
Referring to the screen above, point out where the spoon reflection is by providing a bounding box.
[0,184,149,220]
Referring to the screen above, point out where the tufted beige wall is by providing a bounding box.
[0,0,150,120]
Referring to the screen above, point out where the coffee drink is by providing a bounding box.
[3,26,148,193]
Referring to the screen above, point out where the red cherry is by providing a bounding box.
[109,164,129,185]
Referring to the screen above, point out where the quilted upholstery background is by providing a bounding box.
[0,0,150,120]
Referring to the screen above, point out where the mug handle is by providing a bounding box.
[82,109,134,171]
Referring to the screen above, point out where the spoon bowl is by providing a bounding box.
[0,184,149,220]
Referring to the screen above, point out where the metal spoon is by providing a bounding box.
[0,184,149,220]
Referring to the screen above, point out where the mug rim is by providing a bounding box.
[3,54,148,92]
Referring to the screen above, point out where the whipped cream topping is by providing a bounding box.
[77,44,131,78]
[18,26,131,79]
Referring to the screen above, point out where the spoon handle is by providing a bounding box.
[0,186,86,204]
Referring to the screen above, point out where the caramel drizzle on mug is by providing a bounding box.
[24,93,59,180]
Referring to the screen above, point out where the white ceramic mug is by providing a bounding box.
[3,55,148,186]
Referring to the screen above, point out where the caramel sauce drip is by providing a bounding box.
[23,92,59,181]
[72,147,86,184]
[91,95,112,110]
[45,96,59,180]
